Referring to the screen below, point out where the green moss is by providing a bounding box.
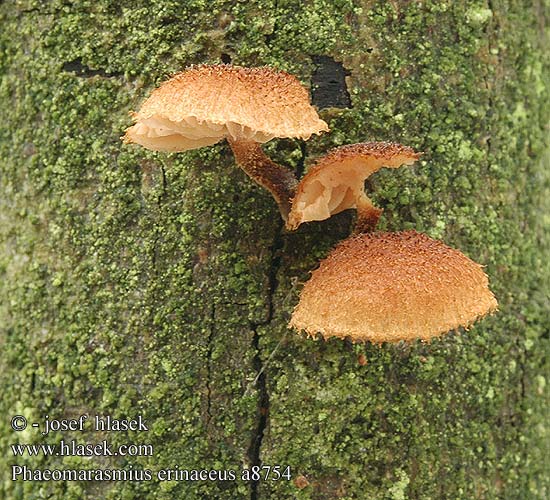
[1,0,549,499]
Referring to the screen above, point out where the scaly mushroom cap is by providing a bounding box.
[287,142,420,230]
[123,64,329,152]
[289,231,498,343]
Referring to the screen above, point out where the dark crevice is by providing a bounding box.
[151,233,159,269]
[151,166,167,270]
[221,300,248,307]
[19,8,54,15]
[159,165,167,203]
[246,143,307,499]
[264,222,285,324]
[220,53,232,64]
[248,324,269,500]
[206,303,215,424]
[296,141,308,180]
[264,0,279,44]
[159,16,180,26]
[311,55,352,109]
[483,0,496,160]
[248,219,285,500]
[518,346,526,400]
[62,58,123,79]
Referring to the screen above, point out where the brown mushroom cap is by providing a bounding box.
[289,230,498,343]
[287,142,420,230]
[123,64,329,152]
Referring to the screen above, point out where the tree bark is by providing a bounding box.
[1,1,549,499]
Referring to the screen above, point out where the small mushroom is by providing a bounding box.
[286,142,420,232]
[123,64,328,220]
[289,230,498,343]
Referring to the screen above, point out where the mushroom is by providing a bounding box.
[289,230,498,343]
[286,142,421,232]
[123,64,328,220]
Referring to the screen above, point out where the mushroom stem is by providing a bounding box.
[227,138,298,221]
[354,194,383,233]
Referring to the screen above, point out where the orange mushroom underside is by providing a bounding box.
[287,142,420,230]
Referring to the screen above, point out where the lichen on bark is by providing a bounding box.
[0,1,549,499]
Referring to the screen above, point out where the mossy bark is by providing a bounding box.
[1,1,549,499]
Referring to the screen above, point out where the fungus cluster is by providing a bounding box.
[123,63,498,343]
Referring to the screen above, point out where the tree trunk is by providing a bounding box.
[1,1,549,499]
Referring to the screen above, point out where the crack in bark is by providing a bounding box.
[151,166,167,270]
[248,215,286,500]
[206,302,215,425]
[248,324,270,500]
[159,165,167,200]
[62,58,123,79]
[296,141,308,180]
[517,338,527,401]
[484,0,496,158]
[19,8,54,16]
[245,141,308,498]
[247,139,307,498]
[248,230,283,499]
[264,0,279,45]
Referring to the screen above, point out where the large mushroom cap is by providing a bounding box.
[287,142,420,230]
[289,231,498,343]
[123,64,329,152]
